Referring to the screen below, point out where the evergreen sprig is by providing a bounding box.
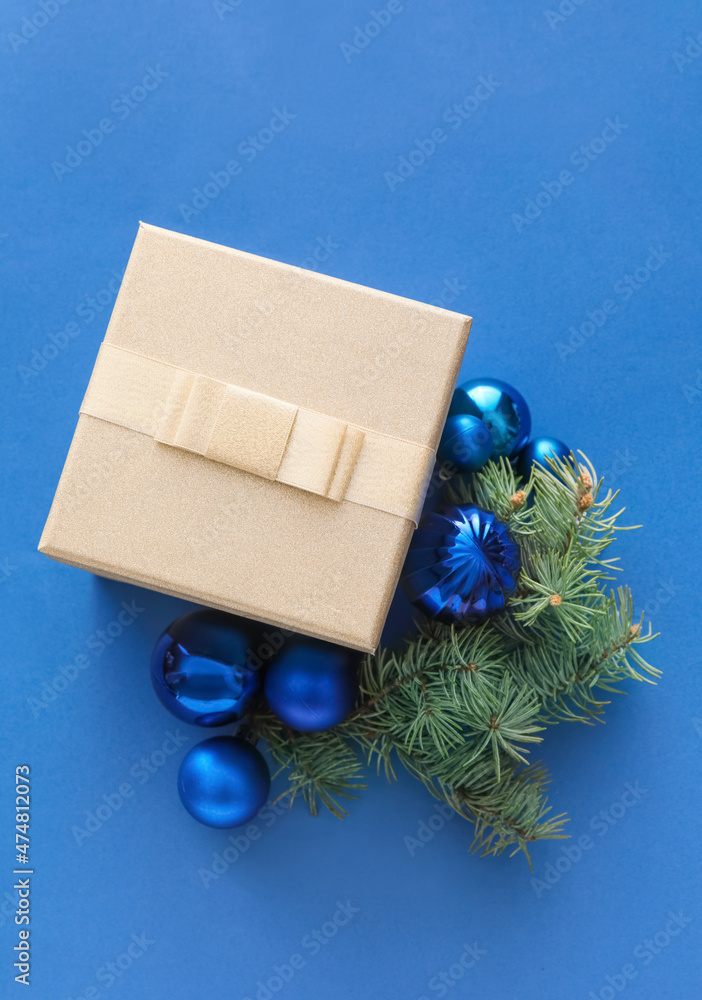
[248,453,658,864]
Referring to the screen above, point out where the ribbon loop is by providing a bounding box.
[207,383,296,480]
[277,409,360,498]
[80,343,433,524]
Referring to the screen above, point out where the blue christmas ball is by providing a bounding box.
[437,414,493,473]
[151,609,261,727]
[448,378,531,458]
[178,736,270,828]
[264,637,360,732]
[516,437,571,479]
[402,504,521,623]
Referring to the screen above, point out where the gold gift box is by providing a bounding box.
[39,223,471,652]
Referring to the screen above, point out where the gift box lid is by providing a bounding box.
[39,223,471,652]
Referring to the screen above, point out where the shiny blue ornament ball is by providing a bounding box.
[264,638,360,732]
[516,437,571,479]
[151,610,261,727]
[178,736,270,828]
[449,378,531,458]
[437,414,493,473]
[402,504,521,623]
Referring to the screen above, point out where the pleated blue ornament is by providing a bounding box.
[402,504,521,623]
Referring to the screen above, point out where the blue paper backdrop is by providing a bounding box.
[1,1,701,997]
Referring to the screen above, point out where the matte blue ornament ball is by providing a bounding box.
[264,637,360,732]
[151,609,261,727]
[178,736,271,828]
[449,378,531,458]
[516,436,571,479]
[437,414,493,473]
[402,504,521,623]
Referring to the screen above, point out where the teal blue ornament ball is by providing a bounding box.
[437,414,493,473]
[264,637,360,732]
[178,736,270,828]
[516,437,570,479]
[449,378,531,458]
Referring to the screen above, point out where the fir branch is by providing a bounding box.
[246,452,658,865]
[253,713,366,818]
[453,677,543,782]
[450,760,569,862]
[512,550,607,641]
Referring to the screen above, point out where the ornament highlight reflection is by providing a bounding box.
[437,414,493,473]
[516,436,570,479]
[151,610,261,727]
[449,378,531,458]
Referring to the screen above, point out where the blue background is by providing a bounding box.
[1,1,701,997]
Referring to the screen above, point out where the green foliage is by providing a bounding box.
[249,453,659,864]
